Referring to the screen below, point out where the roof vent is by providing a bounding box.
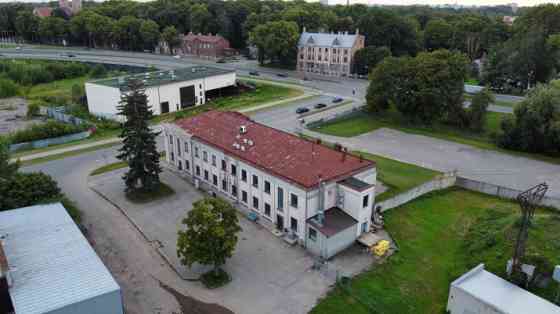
[240,125,247,134]
[247,139,254,146]
[243,138,248,144]
[241,146,246,151]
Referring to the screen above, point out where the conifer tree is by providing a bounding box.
[117,78,161,194]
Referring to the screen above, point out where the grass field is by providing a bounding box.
[90,160,128,176]
[311,188,560,314]
[25,76,90,104]
[19,141,120,166]
[361,152,440,201]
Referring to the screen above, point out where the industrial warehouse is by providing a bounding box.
[85,66,236,120]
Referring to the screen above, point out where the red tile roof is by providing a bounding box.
[184,32,228,44]
[175,111,375,189]
[33,7,53,17]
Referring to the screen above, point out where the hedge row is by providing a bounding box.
[8,120,90,144]
[0,60,93,86]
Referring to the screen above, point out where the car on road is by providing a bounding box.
[173,55,181,59]
[332,97,344,103]
[296,107,309,114]
[67,53,76,58]
[314,103,327,109]
[249,71,260,76]
[276,73,288,78]
[216,58,227,63]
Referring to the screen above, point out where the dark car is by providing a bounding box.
[276,73,288,78]
[216,58,227,63]
[314,103,327,109]
[67,54,76,58]
[249,71,260,76]
[296,107,309,114]
[332,97,344,103]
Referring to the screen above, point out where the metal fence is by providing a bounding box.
[44,106,87,126]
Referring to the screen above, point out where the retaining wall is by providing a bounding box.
[9,130,91,152]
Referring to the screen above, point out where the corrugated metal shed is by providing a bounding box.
[448,264,560,314]
[0,203,122,314]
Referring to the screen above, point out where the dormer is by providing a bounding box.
[332,37,340,46]
[307,36,315,45]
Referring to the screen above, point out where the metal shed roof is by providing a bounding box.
[0,203,121,314]
[452,264,560,314]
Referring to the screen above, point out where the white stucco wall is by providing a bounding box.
[85,83,122,120]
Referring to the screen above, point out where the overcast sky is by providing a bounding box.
[2,0,560,6]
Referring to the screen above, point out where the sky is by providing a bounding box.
[2,0,560,6]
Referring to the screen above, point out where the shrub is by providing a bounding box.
[0,78,20,98]
[8,120,89,144]
[26,102,40,118]
[0,172,61,210]
[89,64,107,78]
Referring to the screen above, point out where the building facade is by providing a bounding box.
[85,66,236,121]
[297,29,365,77]
[181,32,235,59]
[162,111,377,259]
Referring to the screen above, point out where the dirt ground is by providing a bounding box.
[0,97,42,135]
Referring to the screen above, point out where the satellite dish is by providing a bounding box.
[553,265,560,283]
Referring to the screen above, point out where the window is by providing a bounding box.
[176,139,181,156]
[221,160,226,171]
[309,227,317,241]
[178,160,183,170]
[290,193,299,208]
[203,151,208,162]
[253,197,259,210]
[362,194,369,208]
[231,165,237,176]
[195,166,201,176]
[185,160,190,171]
[212,155,216,166]
[361,222,368,233]
[241,169,247,182]
[264,203,271,217]
[169,134,173,145]
[212,174,218,186]
[204,170,209,181]
[184,142,189,153]
[242,190,248,203]
[290,217,298,232]
[195,146,199,158]
[252,175,258,188]
[277,187,284,211]
[231,185,237,197]
[264,181,271,194]
[170,152,175,162]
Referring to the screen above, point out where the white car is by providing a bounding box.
[173,55,181,59]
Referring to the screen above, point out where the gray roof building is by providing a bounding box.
[447,264,560,314]
[297,31,360,48]
[0,203,123,314]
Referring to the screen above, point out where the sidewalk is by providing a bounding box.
[12,137,121,162]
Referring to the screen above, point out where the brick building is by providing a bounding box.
[297,28,365,77]
[181,32,236,59]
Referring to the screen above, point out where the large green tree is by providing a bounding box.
[161,26,181,55]
[0,139,19,182]
[190,3,211,34]
[177,197,242,276]
[116,78,162,194]
[353,46,391,76]
[15,11,39,42]
[249,20,299,65]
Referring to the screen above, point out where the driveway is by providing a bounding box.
[89,168,374,314]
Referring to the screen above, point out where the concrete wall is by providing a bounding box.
[456,177,560,211]
[376,172,457,212]
[447,286,503,314]
[85,83,122,120]
[306,224,357,259]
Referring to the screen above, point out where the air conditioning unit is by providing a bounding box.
[240,125,247,134]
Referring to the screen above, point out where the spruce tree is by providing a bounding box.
[117,78,162,194]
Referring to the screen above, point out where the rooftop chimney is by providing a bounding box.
[240,125,247,134]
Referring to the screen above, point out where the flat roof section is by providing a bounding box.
[0,203,121,314]
[339,176,373,192]
[89,66,235,90]
[307,207,358,238]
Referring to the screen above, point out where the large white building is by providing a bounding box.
[85,66,236,121]
[0,203,123,314]
[162,111,377,259]
[447,264,560,314]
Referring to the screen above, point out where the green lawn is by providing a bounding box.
[19,141,121,167]
[311,188,560,314]
[90,160,128,176]
[361,152,440,201]
[310,110,560,164]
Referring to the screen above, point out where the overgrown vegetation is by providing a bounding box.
[7,120,89,144]
[311,188,559,314]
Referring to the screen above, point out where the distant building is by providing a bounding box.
[503,16,517,26]
[162,110,377,259]
[297,28,365,77]
[85,66,236,120]
[181,32,236,59]
[447,264,560,314]
[0,203,123,314]
[33,0,81,18]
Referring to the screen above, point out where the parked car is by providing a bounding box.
[249,71,260,76]
[276,73,288,78]
[314,103,327,109]
[332,97,344,103]
[216,58,227,63]
[296,107,309,114]
[173,55,181,59]
[15,46,21,50]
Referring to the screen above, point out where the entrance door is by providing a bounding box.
[160,101,169,114]
[180,86,196,108]
[276,215,284,231]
